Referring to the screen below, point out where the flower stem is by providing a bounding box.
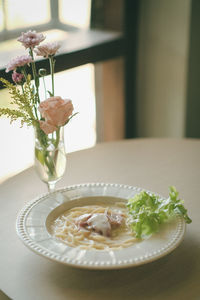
[29,48,40,103]
[21,66,28,81]
[42,76,47,99]
[21,67,38,120]
[49,56,55,96]
[35,127,59,180]
[54,127,60,148]
[21,84,24,93]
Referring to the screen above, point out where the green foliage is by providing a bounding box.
[127,186,192,239]
[63,112,79,126]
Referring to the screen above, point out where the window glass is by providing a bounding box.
[59,0,91,29]
[0,64,96,183]
[5,0,50,30]
[52,64,96,153]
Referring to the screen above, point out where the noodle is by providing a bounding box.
[51,202,137,250]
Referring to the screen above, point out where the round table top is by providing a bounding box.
[0,138,199,300]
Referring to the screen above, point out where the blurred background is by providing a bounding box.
[0,0,199,183]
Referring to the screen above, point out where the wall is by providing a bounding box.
[137,0,191,137]
[185,0,200,138]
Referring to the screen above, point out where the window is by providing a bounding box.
[59,0,91,29]
[0,0,95,182]
[0,0,129,183]
[0,0,91,42]
[2,0,51,30]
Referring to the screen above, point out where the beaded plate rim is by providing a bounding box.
[16,183,186,270]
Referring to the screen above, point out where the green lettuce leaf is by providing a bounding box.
[127,186,192,238]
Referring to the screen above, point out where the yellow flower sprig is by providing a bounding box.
[0,77,38,127]
[0,108,32,127]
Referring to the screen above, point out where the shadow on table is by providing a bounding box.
[0,290,11,300]
[44,236,199,300]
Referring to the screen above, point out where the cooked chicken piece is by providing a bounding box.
[107,213,124,228]
[87,214,111,236]
[75,213,91,227]
[75,211,124,237]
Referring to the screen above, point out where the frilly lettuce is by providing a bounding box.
[127,186,192,239]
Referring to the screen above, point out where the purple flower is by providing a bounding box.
[6,55,33,72]
[12,71,24,84]
[17,30,45,49]
[34,42,61,58]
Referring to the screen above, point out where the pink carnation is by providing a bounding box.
[12,71,24,83]
[6,55,33,72]
[39,96,74,134]
[17,30,45,49]
[34,42,61,58]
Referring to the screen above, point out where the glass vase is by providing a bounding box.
[34,126,66,193]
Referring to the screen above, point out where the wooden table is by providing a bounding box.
[0,138,199,300]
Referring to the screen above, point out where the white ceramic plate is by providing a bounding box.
[16,183,186,270]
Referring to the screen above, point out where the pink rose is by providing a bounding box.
[39,96,74,134]
[39,120,58,135]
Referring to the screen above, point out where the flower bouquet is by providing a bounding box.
[0,30,77,192]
